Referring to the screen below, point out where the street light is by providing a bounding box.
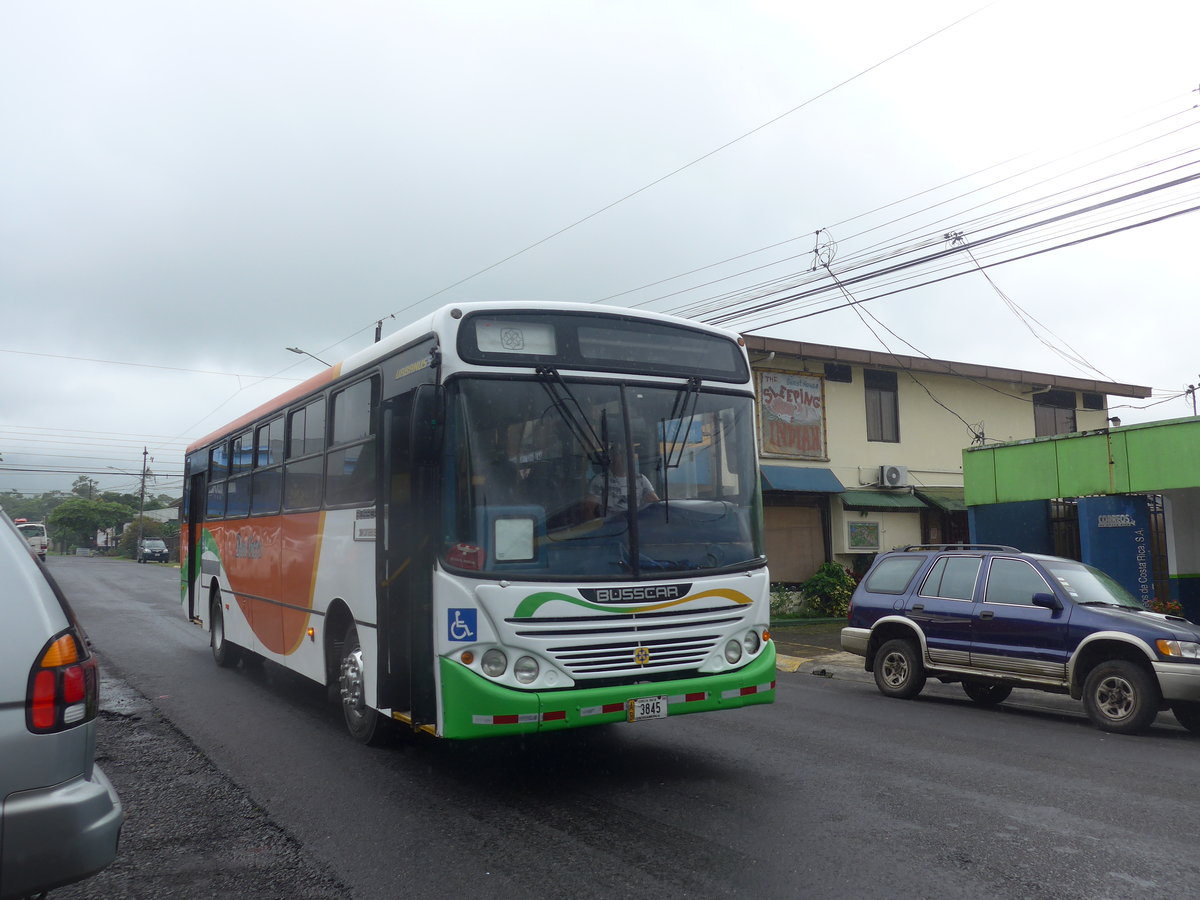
[286,346,331,366]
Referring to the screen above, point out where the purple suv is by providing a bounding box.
[841,544,1200,734]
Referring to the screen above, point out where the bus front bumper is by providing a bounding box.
[434,642,777,739]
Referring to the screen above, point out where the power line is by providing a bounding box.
[728,201,1200,335]
[694,164,1200,330]
[316,1,1001,357]
[0,423,194,443]
[601,99,1199,314]
[0,348,303,382]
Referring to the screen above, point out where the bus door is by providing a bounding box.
[376,342,440,726]
[184,454,207,623]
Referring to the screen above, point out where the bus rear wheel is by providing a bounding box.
[338,621,392,745]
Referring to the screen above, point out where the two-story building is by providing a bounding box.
[743,334,1152,584]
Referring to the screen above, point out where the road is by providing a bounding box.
[47,556,1200,899]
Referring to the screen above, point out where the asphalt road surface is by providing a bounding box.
[46,556,1200,899]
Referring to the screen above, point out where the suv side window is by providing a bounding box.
[984,557,1053,606]
[919,556,982,601]
[863,556,925,594]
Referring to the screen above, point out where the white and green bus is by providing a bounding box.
[182,303,774,741]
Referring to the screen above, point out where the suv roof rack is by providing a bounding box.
[899,543,1021,552]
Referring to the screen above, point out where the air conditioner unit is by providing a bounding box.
[879,465,908,488]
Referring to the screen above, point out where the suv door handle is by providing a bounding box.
[979,610,995,620]
[911,603,924,612]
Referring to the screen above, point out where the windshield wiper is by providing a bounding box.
[534,366,608,469]
[658,377,701,516]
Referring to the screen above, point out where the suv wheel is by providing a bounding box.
[962,680,1013,706]
[1082,660,1159,734]
[1171,701,1200,734]
[873,638,926,699]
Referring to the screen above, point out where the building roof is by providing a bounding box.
[742,335,1152,400]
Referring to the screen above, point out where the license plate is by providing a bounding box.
[628,695,668,722]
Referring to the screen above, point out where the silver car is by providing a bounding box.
[0,507,123,899]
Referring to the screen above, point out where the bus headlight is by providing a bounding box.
[724,639,743,664]
[743,630,761,655]
[514,656,539,684]
[482,648,508,677]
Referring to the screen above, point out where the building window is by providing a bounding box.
[864,369,899,443]
[1034,389,1077,437]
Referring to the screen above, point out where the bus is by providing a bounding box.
[181,303,774,742]
[14,519,48,561]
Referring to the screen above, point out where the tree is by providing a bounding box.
[99,491,140,508]
[1,489,71,523]
[71,476,100,500]
[118,515,167,557]
[48,498,134,549]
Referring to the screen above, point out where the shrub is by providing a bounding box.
[769,586,805,618]
[1147,598,1184,617]
[800,562,856,618]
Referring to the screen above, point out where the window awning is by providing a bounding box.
[840,490,928,511]
[914,488,966,512]
[760,465,844,493]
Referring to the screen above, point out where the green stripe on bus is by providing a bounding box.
[437,643,777,739]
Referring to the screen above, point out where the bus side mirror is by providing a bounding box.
[410,383,445,463]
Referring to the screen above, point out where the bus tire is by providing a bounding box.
[210,590,242,669]
[338,621,391,745]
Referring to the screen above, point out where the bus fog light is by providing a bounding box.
[514,656,539,684]
[482,649,508,677]
[743,630,761,654]
[724,639,743,664]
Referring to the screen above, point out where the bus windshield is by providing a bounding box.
[442,376,763,579]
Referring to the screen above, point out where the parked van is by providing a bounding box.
[12,519,47,561]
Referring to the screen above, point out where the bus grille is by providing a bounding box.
[505,603,747,677]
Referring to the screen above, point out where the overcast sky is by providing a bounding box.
[2,0,1198,498]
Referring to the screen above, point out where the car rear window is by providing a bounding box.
[863,556,926,594]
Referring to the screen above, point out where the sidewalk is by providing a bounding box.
[770,620,867,678]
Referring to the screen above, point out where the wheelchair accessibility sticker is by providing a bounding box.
[448,608,477,642]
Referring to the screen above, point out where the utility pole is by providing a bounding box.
[136,447,148,558]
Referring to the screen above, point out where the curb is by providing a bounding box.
[776,650,864,675]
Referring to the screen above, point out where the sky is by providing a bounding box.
[2,0,1198,499]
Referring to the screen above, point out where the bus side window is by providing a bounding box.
[326,377,377,507]
[251,418,282,515]
[284,398,326,511]
[207,442,228,518]
[226,431,252,517]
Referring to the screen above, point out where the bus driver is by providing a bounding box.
[583,444,659,518]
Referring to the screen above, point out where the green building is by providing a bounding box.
[965,417,1200,618]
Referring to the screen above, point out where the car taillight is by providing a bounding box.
[27,630,98,734]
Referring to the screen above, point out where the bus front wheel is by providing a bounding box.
[210,590,241,669]
[338,621,392,745]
